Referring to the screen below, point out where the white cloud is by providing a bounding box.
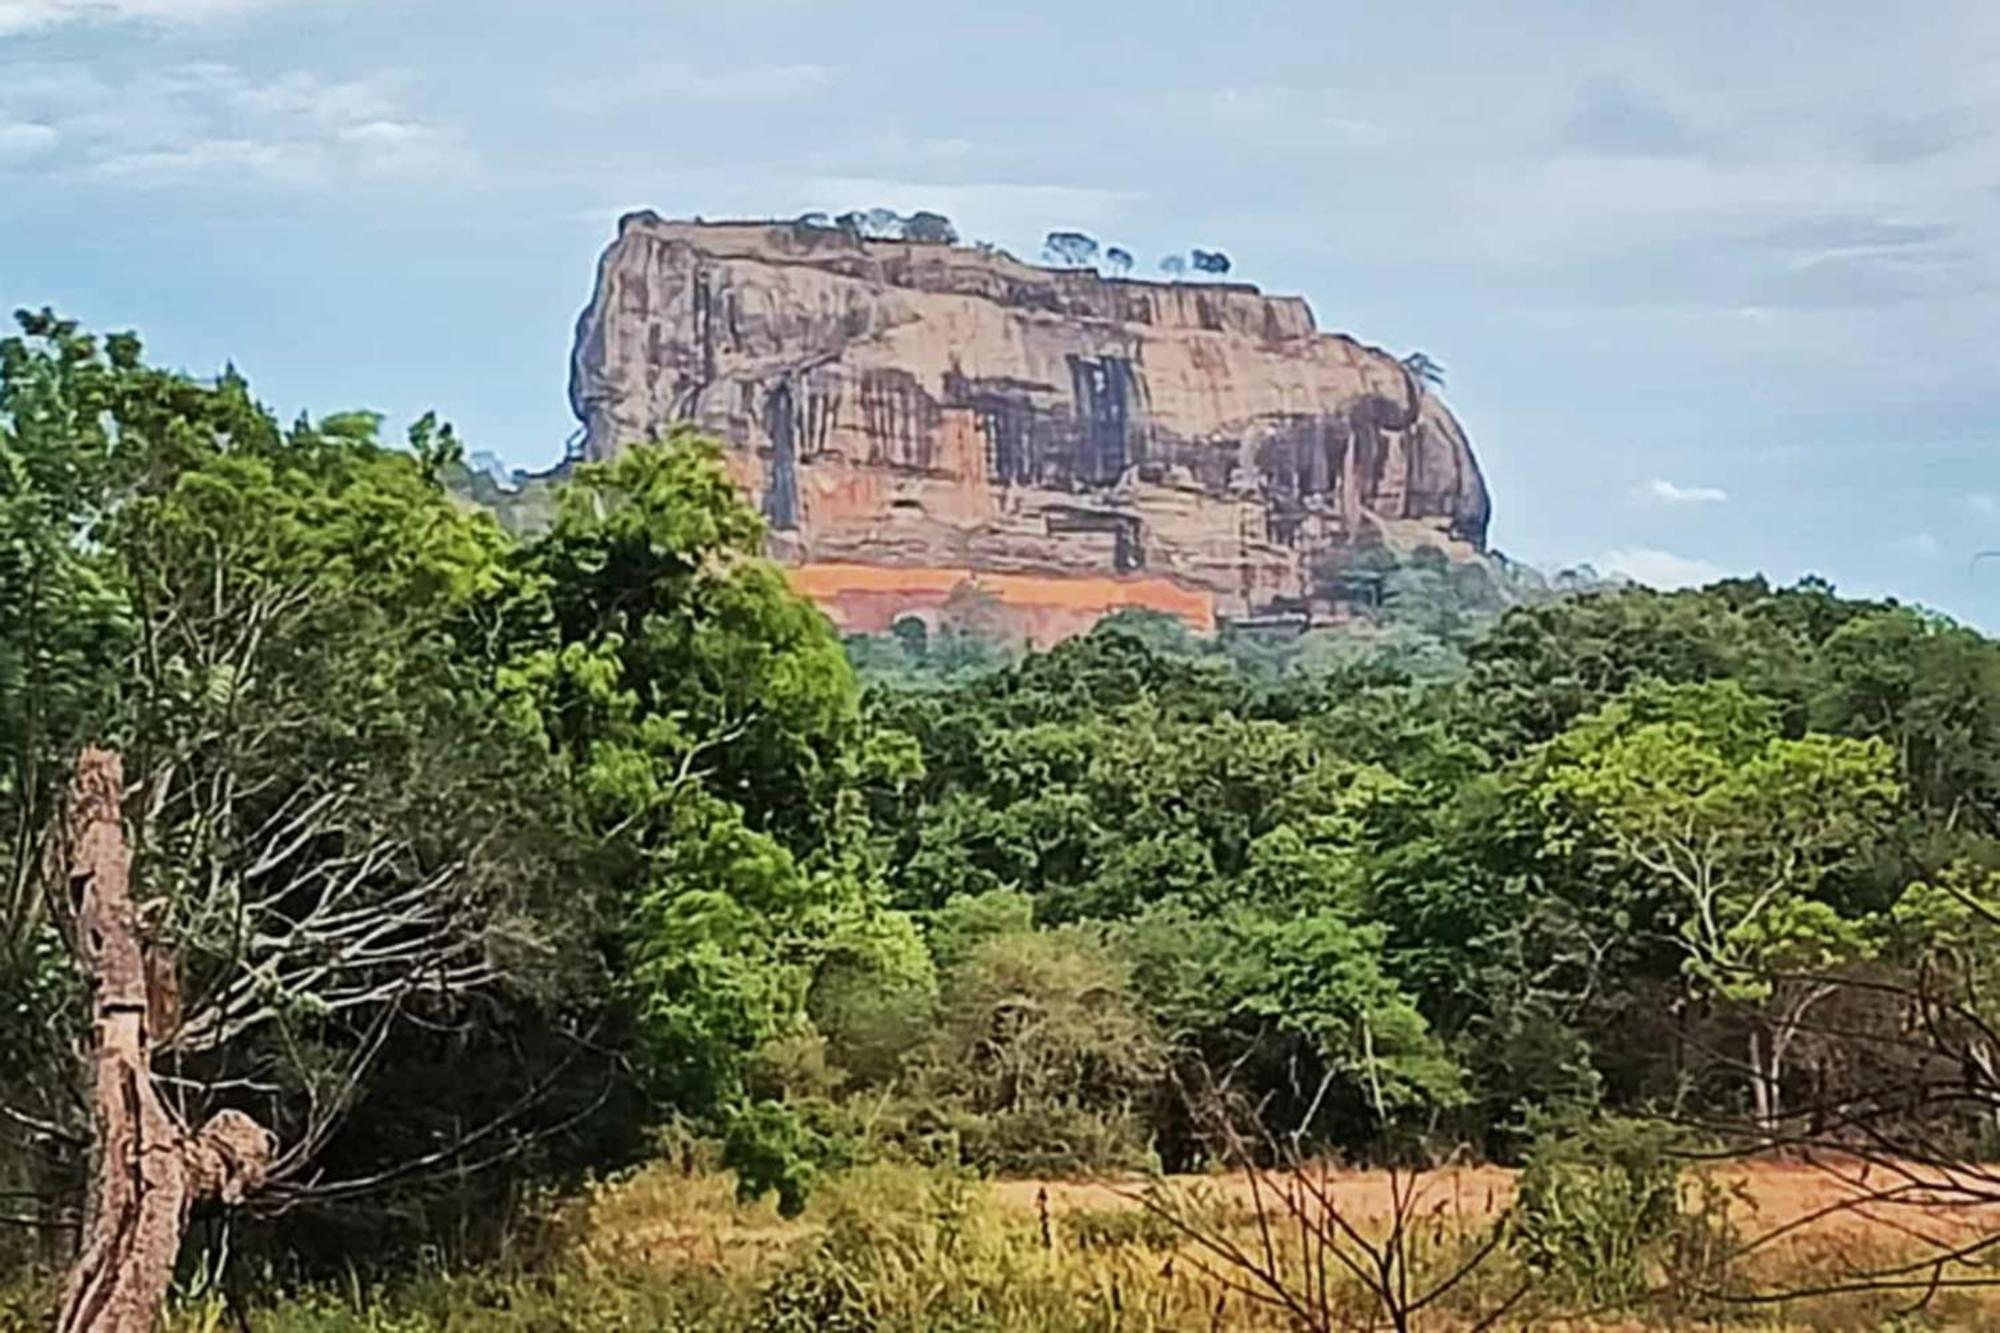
[1200,86,1392,150]
[0,0,285,33]
[0,61,468,188]
[89,136,300,184]
[1899,532,1943,558]
[1644,477,1729,504]
[0,119,55,157]
[1969,492,1997,517]
[1595,546,1727,589]
[548,62,835,113]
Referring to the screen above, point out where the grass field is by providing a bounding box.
[93,1155,1996,1331]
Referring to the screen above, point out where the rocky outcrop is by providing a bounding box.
[570,215,1490,639]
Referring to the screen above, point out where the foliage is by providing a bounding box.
[499,432,873,1120]
[807,207,958,245]
[1041,231,1099,268]
[16,309,2000,1321]
[1123,902,1464,1154]
[1537,680,1897,999]
[0,310,617,1277]
[908,925,1165,1174]
[1512,1116,1734,1311]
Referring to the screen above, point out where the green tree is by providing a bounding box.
[496,430,921,1204]
[917,923,1164,1173]
[1123,902,1462,1158]
[0,312,612,1294]
[1811,607,2000,839]
[1891,865,2000,1129]
[1537,682,1899,1129]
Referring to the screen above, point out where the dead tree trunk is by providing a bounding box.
[56,748,274,1333]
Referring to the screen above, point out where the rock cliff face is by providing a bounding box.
[570,215,1490,641]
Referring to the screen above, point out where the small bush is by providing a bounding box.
[721,1100,844,1217]
[1511,1115,1733,1310]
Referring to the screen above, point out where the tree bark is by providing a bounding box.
[1748,1027,1775,1134]
[56,748,274,1333]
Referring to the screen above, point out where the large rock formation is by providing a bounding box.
[570,215,1490,640]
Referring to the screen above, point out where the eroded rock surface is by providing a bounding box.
[570,216,1490,638]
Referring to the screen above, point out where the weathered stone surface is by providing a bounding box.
[570,215,1490,638]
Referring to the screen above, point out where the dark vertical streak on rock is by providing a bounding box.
[859,370,940,472]
[1067,355,1132,488]
[693,269,716,388]
[763,380,798,530]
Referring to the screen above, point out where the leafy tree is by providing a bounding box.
[902,210,958,244]
[1123,902,1463,1158]
[1465,583,1818,752]
[1891,865,2000,1124]
[1536,681,1899,1128]
[1042,231,1099,268]
[1190,248,1232,275]
[1159,254,1188,278]
[0,313,612,1305]
[496,429,924,1205]
[915,924,1165,1173]
[508,429,862,856]
[1103,246,1134,275]
[921,888,1036,976]
[807,910,936,1087]
[0,312,135,1090]
[862,207,905,240]
[1810,607,2000,839]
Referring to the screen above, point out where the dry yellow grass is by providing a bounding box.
[533,1158,2000,1330]
[147,1159,2000,1330]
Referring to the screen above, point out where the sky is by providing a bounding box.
[4,1,2000,622]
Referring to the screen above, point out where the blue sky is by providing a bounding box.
[5,1,2000,622]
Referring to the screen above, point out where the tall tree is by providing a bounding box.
[0,312,601,1312]
[1536,682,1899,1128]
[498,430,910,1202]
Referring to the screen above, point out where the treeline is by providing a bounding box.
[846,580,2000,1178]
[6,312,2000,1301]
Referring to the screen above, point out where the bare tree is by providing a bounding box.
[56,749,273,1333]
[1663,942,2000,1314]
[1130,1064,1524,1331]
[1134,1150,1523,1331]
[1401,353,1447,392]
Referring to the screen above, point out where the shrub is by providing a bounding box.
[900,924,1167,1173]
[1511,1115,1733,1310]
[756,1165,1041,1332]
[721,1101,845,1217]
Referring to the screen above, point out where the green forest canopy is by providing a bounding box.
[6,311,2000,1273]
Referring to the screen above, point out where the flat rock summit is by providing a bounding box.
[570,214,1491,639]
